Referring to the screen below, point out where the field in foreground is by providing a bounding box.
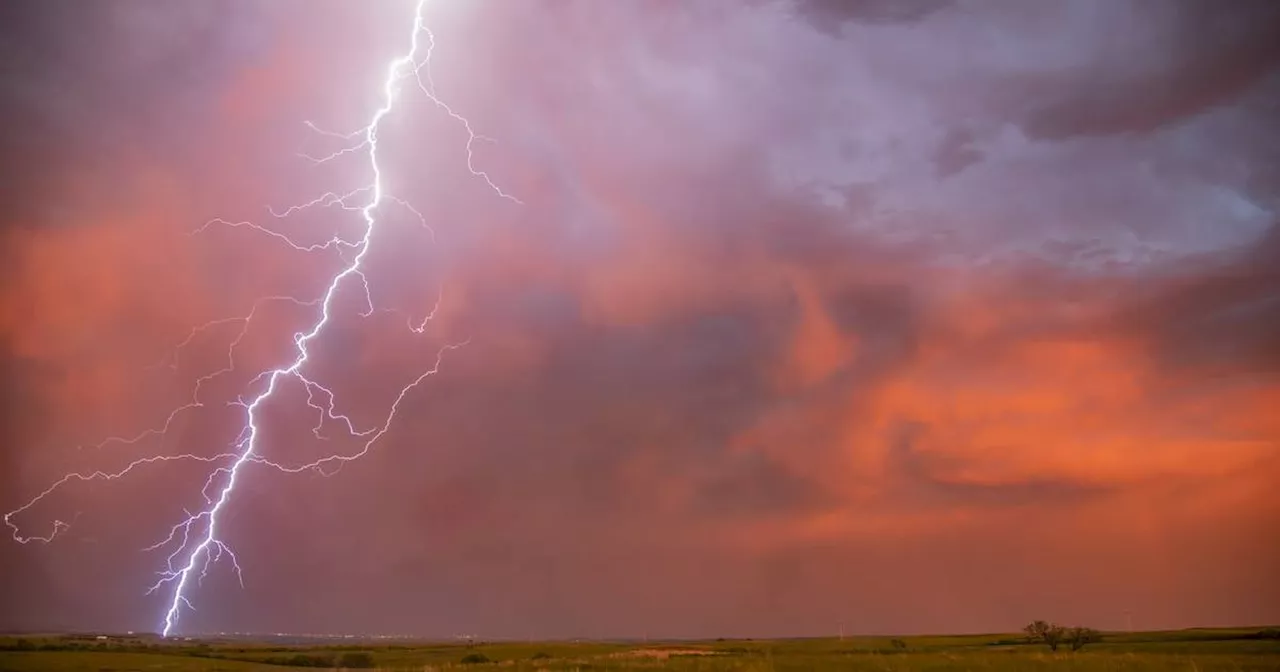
[1,627,1278,671]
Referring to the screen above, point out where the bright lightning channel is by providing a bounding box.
[2,0,517,637]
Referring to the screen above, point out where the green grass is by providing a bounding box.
[0,650,276,671]
[1,627,1277,671]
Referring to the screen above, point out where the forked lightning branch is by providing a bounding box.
[3,0,517,636]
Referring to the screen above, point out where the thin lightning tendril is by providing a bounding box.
[2,0,516,636]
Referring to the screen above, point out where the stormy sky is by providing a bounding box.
[1,0,1278,638]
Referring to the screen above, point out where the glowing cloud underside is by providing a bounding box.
[3,0,517,636]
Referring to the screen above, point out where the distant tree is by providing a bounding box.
[1023,620,1049,642]
[1023,621,1067,651]
[889,638,908,651]
[460,652,492,665]
[531,651,552,660]
[1068,627,1102,651]
[337,651,376,668]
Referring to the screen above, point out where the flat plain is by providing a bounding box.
[1,627,1277,671]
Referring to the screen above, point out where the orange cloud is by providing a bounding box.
[695,266,1280,552]
[0,174,213,430]
[777,272,858,390]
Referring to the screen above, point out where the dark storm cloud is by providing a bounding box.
[1119,223,1280,374]
[793,0,954,35]
[2,0,1279,636]
[0,0,274,222]
[932,128,984,178]
[1017,0,1280,140]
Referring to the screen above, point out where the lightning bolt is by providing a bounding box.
[3,0,516,636]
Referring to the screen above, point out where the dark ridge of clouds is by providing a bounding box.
[933,128,983,178]
[0,0,277,231]
[1019,0,1280,140]
[0,1,267,143]
[792,0,954,35]
[1120,223,1280,375]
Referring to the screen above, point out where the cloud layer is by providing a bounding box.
[1,0,1277,636]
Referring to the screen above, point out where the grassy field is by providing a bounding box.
[1,627,1277,671]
